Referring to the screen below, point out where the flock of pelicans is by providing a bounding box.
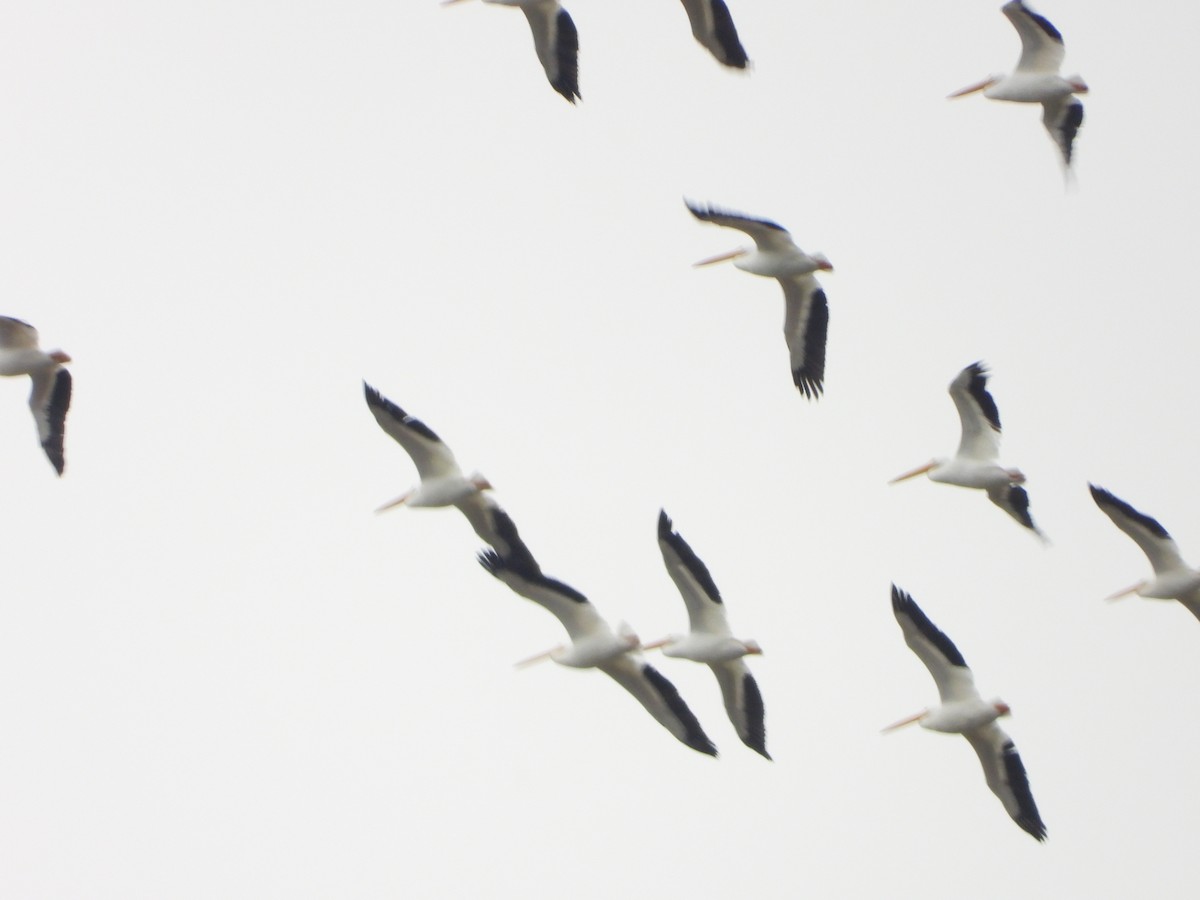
[3,0,1191,849]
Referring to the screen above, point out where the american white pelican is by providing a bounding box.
[644,510,768,759]
[0,317,71,475]
[1089,484,1200,620]
[949,1,1087,168]
[363,382,540,571]
[686,201,833,400]
[478,549,718,756]
[443,0,580,103]
[887,585,1047,842]
[890,362,1044,538]
[679,0,749,69]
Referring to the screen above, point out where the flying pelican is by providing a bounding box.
[886,585,1047,842]
[949,1,1088,168]
[478,549,718,756]
[643,510,768,758]
[1089,484,1200,621]
[442,0,580,103]
[679,0,749,69]
[0,317,71,475]
[363,382,540,572]
[890,362,1043,538]
[686,200,833,400]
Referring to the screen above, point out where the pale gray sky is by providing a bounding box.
[2,2,1198,897]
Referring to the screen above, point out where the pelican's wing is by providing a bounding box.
[520,1,580,103]
[781,275,828,400]
[1178,588,1200,624]
[949,362,1002,462]
[711,658,769,759]
[1089,484,1187,576]
[657,510,731,637]
[1002,0,1065,74]
[598,654,718,756]
[678,0,748,69]
[29,367,70,476]
[1042,97,1083,168]
[963,721,1047,842]
[477,549,605,643]
[363,382,463,482]
[987,483,1044,538]
[891,585,979,705]
[685,201,797,254]
[0,316,39,349]
[458,493,541,574]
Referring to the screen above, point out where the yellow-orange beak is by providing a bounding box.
[693,248,747,268]
[888,462,936,485]
[881,710,928,733]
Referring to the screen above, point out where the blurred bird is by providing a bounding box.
[643,510,769,758]
[686,200,833,400]
[0,316,71,475]
[886,585,1046,842]
[949,1,1087,168]
[364,382,539,571]
[890,362,1044,538]
[443,0,580,103]
[1089,484,1200,621]
[479,549,718,756]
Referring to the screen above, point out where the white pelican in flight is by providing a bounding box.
[1089,484,1200,621]
[0,317,71,475]
[886,585,1047,842]
[644,510,768,759]
[477,550,718,756]
[686,200,833,400]
[443,0,580,103]
[890,362,1043,538]
[363,382,540,571]
[949,1,1088,168]
[679,0,749,69]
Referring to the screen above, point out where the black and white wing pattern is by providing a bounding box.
[678,0,748,68]
[1043,97,1083,168]
[521,1,580,103]
[363,382,463,483]
[29,367,71,476]
[1089,484,1185,575]
[964,722,1048,842]
[478,549,602,642]
[657,510,730,637]
[781,277,828,400]
[685,202,794,254]
[987,483,1043,538]
[891,585,978,706]
[711,658,768,759]
[599,654,719,757]
[658,511,768,758]
[1002,1,1065,75]
[949,362,1002,463]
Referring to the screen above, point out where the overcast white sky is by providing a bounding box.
[2,1,1199,897]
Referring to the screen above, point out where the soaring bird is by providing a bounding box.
[890,362,1043,538]
[443,0,580,103]
[686,200,833,400]
[1089,484,1200,621]
[644,510,768,758]
[363,382,539,571]
[478,550,718,756]
[886,585,1047,842]
[0,316,71,475]
[949,1,1088,168]
[679,0,749,69]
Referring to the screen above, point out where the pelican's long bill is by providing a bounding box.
[889,462,937,484]
[693,248,747,267]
